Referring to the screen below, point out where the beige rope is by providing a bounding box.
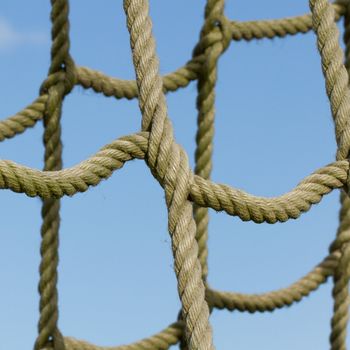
[123,0,214,348]
[0,135,346,223]
[2,0,350,349]
[207,251,340,312]
[310,1,350,349]
[64,322,183,350]
[193,0,230,283]
[0,2,346,144]
[34,0,76,349]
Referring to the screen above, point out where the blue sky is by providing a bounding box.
[0,1,347,349]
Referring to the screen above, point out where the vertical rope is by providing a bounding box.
[329,193,350,350]
[344,1,350,72]
[193,0,230,284]
[309,0,350,161]
[34,90,65,350]
[181,0,230,348]
[123,0,214,349]
[48,0,74,76]
[310,0,350,348]
[34,0,75,349]
[331,239,350,350]
[329,2,350,349]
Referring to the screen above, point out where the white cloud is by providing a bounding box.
[0,17,47,51]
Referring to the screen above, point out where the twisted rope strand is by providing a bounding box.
[207,251,340,313]
[231,1,345,40]
[329,192,350,350]
[123,0,214,348]
[190,160,348,223]
[311,0,350,161]
[193,0,229,284]
[34,86,65,350]
[330,237,350,350]
[0,134,346,223]
[326,1,350,348]
[310,0,350,348]
[0,96,47,141]
[35,0,76,348]
[330,109,350,350]
[63,321,183,350]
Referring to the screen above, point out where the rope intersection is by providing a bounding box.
[3,0,350,349]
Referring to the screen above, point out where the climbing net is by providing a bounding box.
[4,0,350,349]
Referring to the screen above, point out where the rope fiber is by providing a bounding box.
[3,0,350,349]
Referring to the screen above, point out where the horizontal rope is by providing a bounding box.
[191,161,348,223]
[76,58,203,100]
[60,252,340,349]
[64,321,183,350]
[0,2,344,145]
[231,0,345,41]
[76,2,345,99]
[59,251,341,349]
[0,132,148,198]
[0,132,347,224]
[206,251,340,313]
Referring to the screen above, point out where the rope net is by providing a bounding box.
[4,0,350,349]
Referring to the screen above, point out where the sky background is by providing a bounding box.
[0,1,348,349]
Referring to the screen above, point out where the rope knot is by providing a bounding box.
[211,15,232,53]
[193,14,232,58]
[329,165,350,255]
[329,232,350,254]
[329,195,350,255]
[51,328,65,350]
[34,328,65,350]
[40,59,76,96]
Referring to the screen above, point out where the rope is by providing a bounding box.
[123,0,214,348]
[63,322,183,350]
[2,0,350,349]
[193,0,230,283]
[309,0,350,348]
[330,196,350,349]
[0,137,346,221]
[34,0,75,349]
